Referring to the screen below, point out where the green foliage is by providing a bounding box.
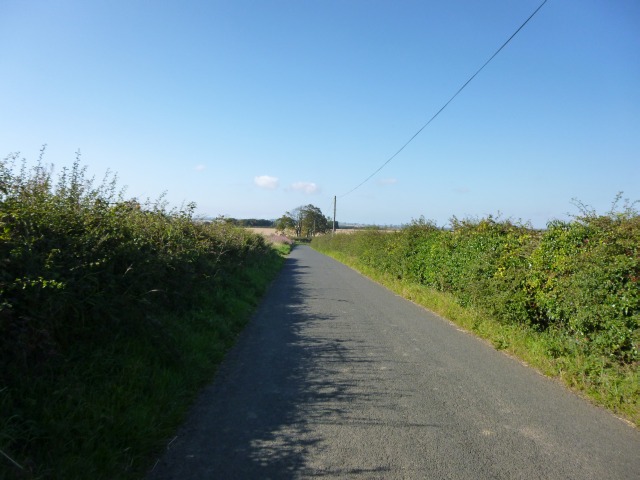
[224,218,274,227]
[277,204,331,237]
[312,203,640,423]
[528,211,639,363]
[0,151,286,478]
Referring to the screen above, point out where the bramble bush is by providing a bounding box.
[527,200,640,363]
[0,151,283,478]
[312,203,639,367]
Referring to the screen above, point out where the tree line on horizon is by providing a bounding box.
[222,204,337,238]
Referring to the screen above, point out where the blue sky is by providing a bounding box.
[1,0,638,228]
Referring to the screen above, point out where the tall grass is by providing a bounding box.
[312,203,639,425]
[0,151,287,478]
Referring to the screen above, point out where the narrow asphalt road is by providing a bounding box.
[148,245,639,479]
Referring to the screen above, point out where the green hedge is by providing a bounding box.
[0,154,271,362]
[312,209,639,366]
[0,153,283,478]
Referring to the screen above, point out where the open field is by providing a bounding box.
[246,227,279,236]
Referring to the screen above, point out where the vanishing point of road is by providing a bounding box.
[148,245,639,479]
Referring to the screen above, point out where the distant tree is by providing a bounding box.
[222,218,275,227]
[300,204,330,237]
[253,219,274,227]
[275,214,296,234]
[277,204,330,237]
[237,218,274,227]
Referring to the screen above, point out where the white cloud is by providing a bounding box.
[194,164,206,172]
[254,175,279,189]
[378,178,397,185]
[291,181,319,194]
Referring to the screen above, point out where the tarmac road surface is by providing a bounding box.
[148,245,640,479]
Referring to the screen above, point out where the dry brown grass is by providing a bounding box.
[245,227,279,236]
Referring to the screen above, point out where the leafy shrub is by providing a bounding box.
[0,151,282,478]
[529,204,639,362]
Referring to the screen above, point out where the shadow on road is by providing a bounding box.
[149,249,640,480]
[226,257,387,478]
[148,252,416,478]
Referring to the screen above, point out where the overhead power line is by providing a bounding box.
[338,0,548,199]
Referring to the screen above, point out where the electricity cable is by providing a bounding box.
[338,0,548,198]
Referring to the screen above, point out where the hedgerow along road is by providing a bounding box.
[148,245,639,479]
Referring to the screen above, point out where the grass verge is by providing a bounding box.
[317,249,639,428]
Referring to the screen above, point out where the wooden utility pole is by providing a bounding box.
[333,196,336,234]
